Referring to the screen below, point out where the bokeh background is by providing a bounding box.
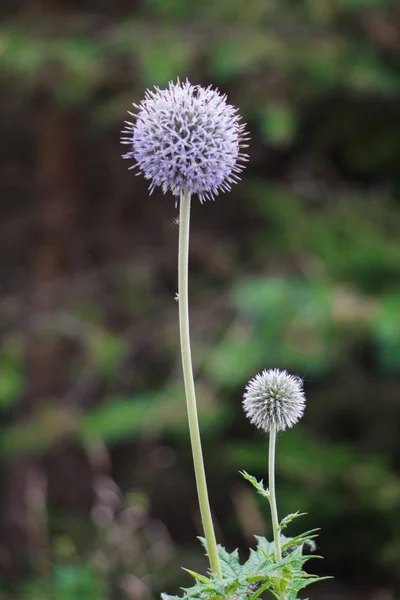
[0,1,400,599]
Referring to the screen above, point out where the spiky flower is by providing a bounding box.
[243,369,305,433]
[121,79,249,202]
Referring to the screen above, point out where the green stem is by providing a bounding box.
[178,190,221,576]
[268,427,286,600]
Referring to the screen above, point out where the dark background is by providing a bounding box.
[0,1,400,599]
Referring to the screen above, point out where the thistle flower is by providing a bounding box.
[121,79,249,202]
[243,369,305,433]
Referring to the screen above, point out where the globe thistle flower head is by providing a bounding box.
[121,79,249,202]
[243,369,305,433]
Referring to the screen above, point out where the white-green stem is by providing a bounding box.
[268,426,286,600]
[178,190,221,576]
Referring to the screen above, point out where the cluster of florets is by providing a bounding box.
[121,79,249,202]
[243,369,306,433]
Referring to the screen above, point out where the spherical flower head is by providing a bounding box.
[243,369,305,433]
[121,79,249,202]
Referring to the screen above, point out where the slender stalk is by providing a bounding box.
[178,189,221,576]
[268,426,286,600]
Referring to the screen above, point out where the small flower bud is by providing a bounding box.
[121,78,249,202]
[243,369,305,433]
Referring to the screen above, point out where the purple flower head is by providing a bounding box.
[121,79,249,202]
[243,369,305,433]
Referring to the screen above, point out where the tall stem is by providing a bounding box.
[268,427,286,600]
[178,190,221,576]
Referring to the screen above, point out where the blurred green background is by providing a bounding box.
[0,0,400,599]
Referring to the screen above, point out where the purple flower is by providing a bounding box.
[243,369,306,432]
[121,79,249,202]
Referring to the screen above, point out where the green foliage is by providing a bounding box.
[137,28,193,86]
[0,344,24,409]
[228,430,400,559]
[370,291,400,371]
[259,105,297,145]
[241,181,400,292]
[88,331,126,378]
[19,564,105,600]
[240,471,270,499]
[206,277,338,384]
[0,385,224,454]
[0,27,101,105]
[161,471,327,600]
[206,267,400,387]
[161,528,326,600]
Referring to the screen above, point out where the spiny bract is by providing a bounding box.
[243,369,306,432]
[121,79,249,202]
